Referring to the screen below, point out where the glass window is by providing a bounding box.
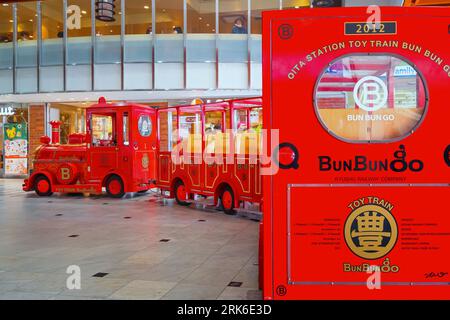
[41,0,64,66]
[138,114,152,137]
[158,109,178,152]
[205,111,224,154]
[91,114,116,147]
[16,2,38,67]
[123,112,129,145]
[251,0,278,34]
[0,4,13,94]
[187,0,215,33]
[233,107,262,155]
[219,0,248,34]
[283,0,311,9]
[179,110,201,153]
[95,0,121,64]
[155,0,183,34]
[0,4,13,69]
[315,55,427,142]
[67,0,92,65]
[124,0,152,63]
[49,104,86,144]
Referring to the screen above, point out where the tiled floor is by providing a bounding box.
[0,179,261,300]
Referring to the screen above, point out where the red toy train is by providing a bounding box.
[23,97,263,214]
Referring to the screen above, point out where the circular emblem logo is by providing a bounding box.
[278,24,293,40]
[344,204,398,260]
[142,153,149,169]
[353,76,388,112]
[444,145,450,167]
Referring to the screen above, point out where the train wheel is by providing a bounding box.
[34,176,53,197]
[174,181,191,206]
[106,176,125,198]
[220,186,236,215]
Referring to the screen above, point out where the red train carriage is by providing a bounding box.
[23,98,157,198]
[262,7,450,299]
[155,98,263,214]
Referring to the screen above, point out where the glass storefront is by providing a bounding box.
[0,104,29,177]
[48,103,87,144]
[0,0,291,95]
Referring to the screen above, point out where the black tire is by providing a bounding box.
[34,175,53,197]
[105,175,125,198]
[174,180,191,206]
[220,186,236,215]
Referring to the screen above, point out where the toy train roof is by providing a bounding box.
[157,97,262,113]
[88,97,156,110]
[87,97,262,112]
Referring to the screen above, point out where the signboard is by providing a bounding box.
[0,105,15,116]
[3,123,28,175]
[262,7,450,299]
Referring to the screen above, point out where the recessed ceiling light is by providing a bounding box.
[29,19,33,22]
[2,4,9,7]
[81,10,87,14]
[9,20,13,23]
[144,5,149,9]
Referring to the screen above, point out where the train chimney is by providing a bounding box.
[49,121,62,144]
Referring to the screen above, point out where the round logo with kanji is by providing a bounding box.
[344,202,398,260]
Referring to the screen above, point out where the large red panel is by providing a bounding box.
[262,7,450,300]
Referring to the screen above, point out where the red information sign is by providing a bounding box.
[262,7,450,299]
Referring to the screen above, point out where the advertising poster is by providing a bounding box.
[3,123,28,176]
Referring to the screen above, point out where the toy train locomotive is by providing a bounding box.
[23,98,157,198]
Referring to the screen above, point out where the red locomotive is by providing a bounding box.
[23,98,157,198]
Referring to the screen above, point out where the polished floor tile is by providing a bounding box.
[0,179,260,300]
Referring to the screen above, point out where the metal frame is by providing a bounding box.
[286,183,450,286]
[37,1,41,93]
[12,3,17,94]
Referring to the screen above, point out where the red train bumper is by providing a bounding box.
[22,179,32,192]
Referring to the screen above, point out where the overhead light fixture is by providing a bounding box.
[9,20,13,23]
[2,3,9,7]
[95,0,116,22]
[29,19,33,22]
[144,5,149,9]
[81,10,87,14]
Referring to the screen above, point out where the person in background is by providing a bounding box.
[231,18,247,34]
[146,25,152,34]
[172,26,183,34]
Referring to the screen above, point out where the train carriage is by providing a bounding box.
[156,98,263,214]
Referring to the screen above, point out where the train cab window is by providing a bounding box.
[205,111,224,154]
[123,112,129,146]
[314,55,427,142]
[158,109,178,152]
[91,114,116,147]
[179,111,202,154]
